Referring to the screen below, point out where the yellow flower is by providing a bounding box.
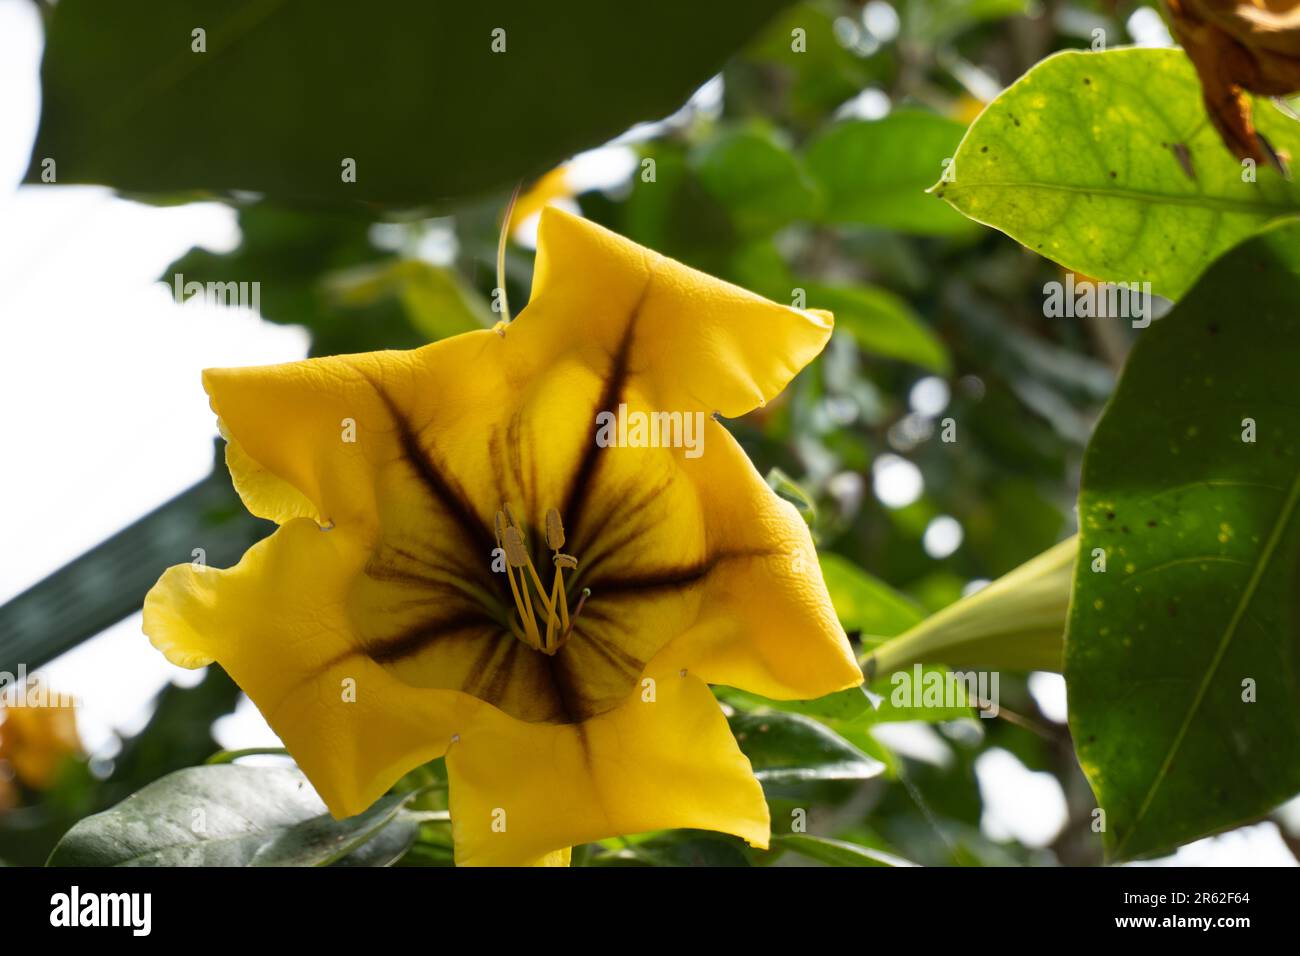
[143,208,861,866]
[0,694,82,791]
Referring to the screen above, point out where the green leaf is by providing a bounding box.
[588,832,752,866]
[691,127,820,234]
[728,711,885,784]
[48,765,408,867]
[27,0,792,206]
[1066,221,1300,860]
[249,791,411,867]
[806,111,976,236]
[934,48,1300,299]
[902,0,1028,43]
[743,4,889,123]
[820,552,926,642]
[770,833,917,866]
[164,205,428,354]
[719,685,874,722]
[622,144,736,277]
[326,259,494,341]
[766,467,818,527]
[806,281,951,373]
[331,817,420,867]
[819,554,979,723]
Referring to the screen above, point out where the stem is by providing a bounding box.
[404,810,452,824]
[496,180,523,325]
[206,747,289,765]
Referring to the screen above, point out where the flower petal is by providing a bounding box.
[203,330,507,532]
[143,518,480,817]
[446,666,769,866]
[515,207,832,419]
[222,429,320,524]
[660,423,864,699]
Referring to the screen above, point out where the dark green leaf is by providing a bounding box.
[27,0,792,206]
[729,711,884,784]
[587,832,752,866]
[1067,222,1300,859]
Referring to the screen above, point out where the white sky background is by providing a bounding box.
[0,0,304,753]
[0,0,1293,864]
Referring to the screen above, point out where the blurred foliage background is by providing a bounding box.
[4,0,1295,867]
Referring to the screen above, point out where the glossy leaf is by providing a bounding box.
[729,711,885,784]
[249,791,411,867]
[934,48,1300,299]
[1066,222,1300,859]
[47,765,409,867]
[331,817,420,867]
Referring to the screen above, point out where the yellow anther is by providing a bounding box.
[497,504,572,652]
[493,504,588,653]
[504,504,524,542]
[545,508,566,551]
[503,527,530,568]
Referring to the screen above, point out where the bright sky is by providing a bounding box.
[0,0,1292,864]
[0,0,304,754]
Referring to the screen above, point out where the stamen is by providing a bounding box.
[504,504,524,542]
[497,512,541,650]
[544,508,575,632]
[502,527,529,568]
[505,513,556,622]
[497,504,579,652]
[551,553,576,632]
[545,508,566,550]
